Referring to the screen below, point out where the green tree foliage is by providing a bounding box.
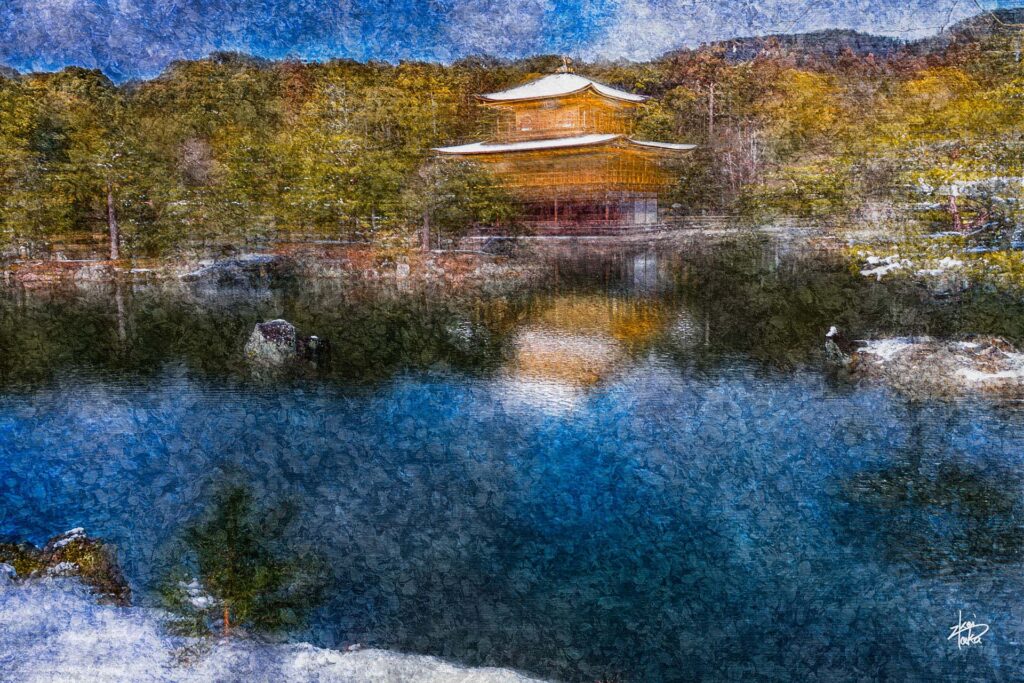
[402,159,520,248]
[160,486,324,637]
[0,76,39,248]
[0,28,1022,254]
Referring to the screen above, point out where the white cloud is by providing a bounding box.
[587,0,977,61]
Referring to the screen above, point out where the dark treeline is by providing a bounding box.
[1,10,1022,257]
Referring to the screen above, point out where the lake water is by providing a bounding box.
[4,236,1024,681]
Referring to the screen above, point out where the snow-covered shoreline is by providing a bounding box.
[0,578,550,683]
[851,336,1024,398]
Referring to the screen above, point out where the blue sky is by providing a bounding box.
[0,0,1017,81]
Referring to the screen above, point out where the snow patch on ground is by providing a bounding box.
[860,254,911,280]
[179,578,216,610]
[855,252,966,283]
[915,257,964,276]
[0,579,550,682]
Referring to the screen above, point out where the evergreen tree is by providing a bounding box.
[161,486,324,637]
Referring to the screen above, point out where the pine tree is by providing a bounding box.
[161,486,323,637]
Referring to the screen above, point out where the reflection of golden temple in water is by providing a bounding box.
[531,295,670,349]
[487,250,708,411]
[513,327,622,387]
[498,294,674,411]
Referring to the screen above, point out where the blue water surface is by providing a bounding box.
[3,242,1024,681]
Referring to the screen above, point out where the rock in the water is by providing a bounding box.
[245,319,299,368]
[183,253,292,287]
[244,319,329,371]
[0,529,131,605]
[824,325,859,365]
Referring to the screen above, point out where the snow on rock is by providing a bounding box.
[45,561,80,577]
[852,336,1024,398]
[1,528,131,605]
[73,264,115,283]
[51,528,87,550]
[956,367,1024,382]
[857,337,926,362]
[0,580,552,683]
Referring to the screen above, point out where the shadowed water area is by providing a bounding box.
[4,236,1024,681]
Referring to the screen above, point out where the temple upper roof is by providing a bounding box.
[478,74,647,104]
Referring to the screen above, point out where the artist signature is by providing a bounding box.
[948,611,989,649]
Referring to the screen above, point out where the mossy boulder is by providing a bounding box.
[0,528,131,605]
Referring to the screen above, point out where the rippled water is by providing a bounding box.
[4,237,1024,681]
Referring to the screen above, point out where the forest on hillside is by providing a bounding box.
[0,10,1022,257]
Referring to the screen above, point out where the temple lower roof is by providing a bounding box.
[433,134,696,156]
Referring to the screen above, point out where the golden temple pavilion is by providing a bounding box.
[434,66,695,232]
